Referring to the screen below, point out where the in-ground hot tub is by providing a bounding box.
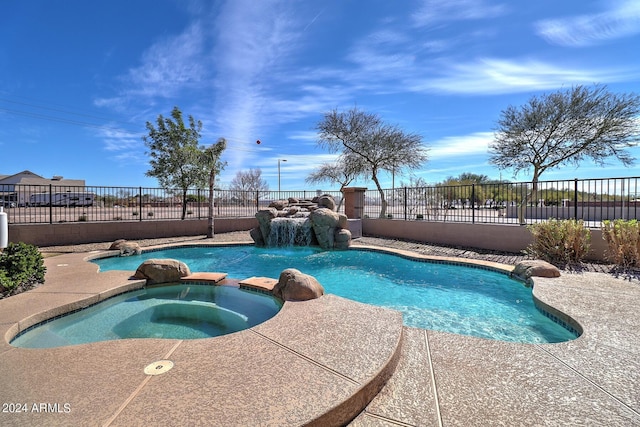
[10,284,283,348]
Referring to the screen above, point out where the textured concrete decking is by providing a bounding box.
[1,241,640,426]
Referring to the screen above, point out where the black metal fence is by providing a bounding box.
[363,176,640,225]
[0,184,344,224]
[2,177,639,226]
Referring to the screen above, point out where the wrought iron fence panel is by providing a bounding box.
[363,176,640,226]
[4,185,346,224]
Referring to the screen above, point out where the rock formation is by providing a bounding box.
[272,268,325,301]
[513,260,561,279]
[251,195,352,249]
[109,239,142,256]
[133,258,191,285]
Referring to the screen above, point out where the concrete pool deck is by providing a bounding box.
[1,240,639,426]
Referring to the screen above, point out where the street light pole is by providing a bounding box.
[278,159,287,193]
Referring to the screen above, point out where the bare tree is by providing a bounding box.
[229,169,269,206]
[305,159,363,210]
[489,84,640,222]
[229,168,269,192]
[316,107,428,217]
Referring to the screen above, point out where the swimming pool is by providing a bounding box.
[94,245,578,343]
[11,284,282,348]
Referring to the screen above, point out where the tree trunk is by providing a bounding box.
[371,172,388,218]
[181,189,188,220]
[518,170,540,225]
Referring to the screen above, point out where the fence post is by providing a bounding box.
[573,179,578,220]
[49,184,53,224]
[197,189,201,219]
[471,184,475,224]
[139,187,143,221]
[404,187,408,220]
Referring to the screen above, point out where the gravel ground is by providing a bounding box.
[36,231,639,281]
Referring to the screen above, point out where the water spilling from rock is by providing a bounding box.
[267,217,314,247]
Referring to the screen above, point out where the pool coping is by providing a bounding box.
[1,241,639,426]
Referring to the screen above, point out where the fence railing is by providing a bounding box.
[363,176,640,225]
[0,184,343,224]
[2,177,639,226]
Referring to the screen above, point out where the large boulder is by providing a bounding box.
[133,259,191,285]
[255,208,278,245]
[513,260,561,279]
[309,208,340,249]
[334,228,352,250]
[316,194,337,211]
[269,200,288,210]
[109,239,142,256]
[250,227,265,246]
[272,268,324,301]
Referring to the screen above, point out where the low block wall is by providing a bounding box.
[362,219,608,262]
[9,216,610,262]
[8,218,258,246]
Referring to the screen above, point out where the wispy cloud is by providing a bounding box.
[99,126,141,152]
[408,58,633,94]
[210,0,308,170]
[412,0,507,26]
[94,22,207,109]
[428,132,493,159]
[535,0,640,47]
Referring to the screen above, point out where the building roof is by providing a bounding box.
[0,170,85,187]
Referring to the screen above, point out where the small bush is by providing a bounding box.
[601,219,640,268]
[147,211,154,217]
[0,242,46,295]
[526,219,591,265]
[132,211,139,216]
[78,214,88,222]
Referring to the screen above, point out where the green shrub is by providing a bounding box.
[526,219,591,265]
[78,214,88,222]
[601,219,640,268]
[0,242,46,294]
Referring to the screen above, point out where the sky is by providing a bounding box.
[1,0,639,191]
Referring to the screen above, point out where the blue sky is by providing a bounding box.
[1,0,639,190]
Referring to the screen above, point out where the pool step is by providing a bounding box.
[180,272,227,283]
[238,276,278,292]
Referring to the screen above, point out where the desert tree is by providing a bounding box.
[229,168,269,207]
[305,157,364,210]
[489,84,640,223]
[143,106,227,226]
[316,107,428,217]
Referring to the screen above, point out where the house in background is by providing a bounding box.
[0,170,85,207]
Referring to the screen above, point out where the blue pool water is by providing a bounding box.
[93,245,578,343]
[11,284,282,348]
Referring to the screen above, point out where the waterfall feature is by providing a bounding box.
[267,217,313,247]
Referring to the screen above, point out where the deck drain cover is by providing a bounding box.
[144,360,174,376]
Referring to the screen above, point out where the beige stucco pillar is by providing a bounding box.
[343,187,367,219]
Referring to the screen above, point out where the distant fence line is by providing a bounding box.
[1,176,639,225]
[363,176,640,225]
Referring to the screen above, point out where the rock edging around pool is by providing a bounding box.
[134,258,326,302]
